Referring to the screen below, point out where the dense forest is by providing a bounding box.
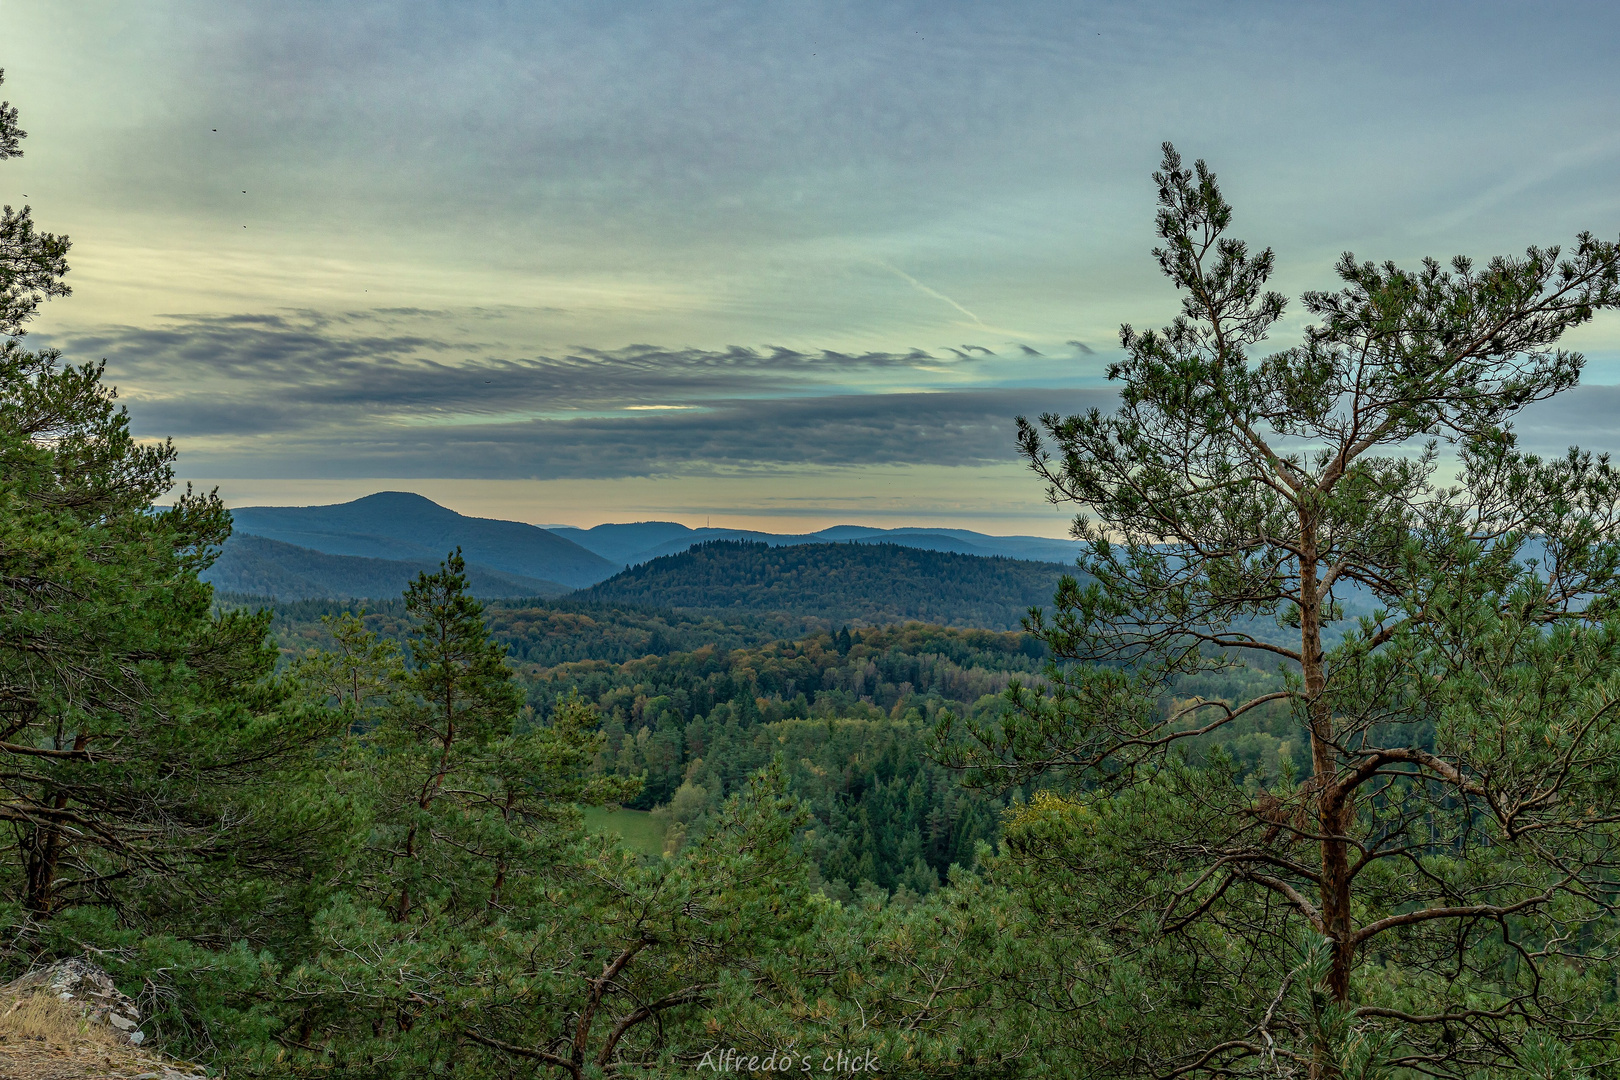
[263,607,1054,893]
[575,539,1075,629]
[11,82,1620,1079]
[247,593,822,664]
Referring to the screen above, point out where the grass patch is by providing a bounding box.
[0,989,121,1047]
[581,806,667,856]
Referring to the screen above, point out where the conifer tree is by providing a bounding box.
[460,764,813,1078]
[273,559,641,1072]
[0,76,353,1065]
[0,70,71,338]
[943,144,1620,1076]
[0,66,333,935]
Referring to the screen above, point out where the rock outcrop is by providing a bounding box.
[2,959,146,1047]
[0,958,208,1078]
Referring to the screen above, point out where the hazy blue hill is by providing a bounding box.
[547,521,701,566]
[799,529,1050,561]
[226,492,1081,590]
[203,534,567,600]
[229,492,617,587]
[554,520,1083,568]
[815,526,1082,564]
[572,540,1076,630]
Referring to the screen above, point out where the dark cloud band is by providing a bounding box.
[58,310,990,419]
[42,310,1620,483]
[142,387,1119,479]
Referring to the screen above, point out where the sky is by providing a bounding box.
[6,1,1620,535]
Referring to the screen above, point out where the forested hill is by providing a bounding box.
[204,534,567,600]
[572,540,1077,630]
[230,491,616,588]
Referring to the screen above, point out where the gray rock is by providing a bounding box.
[2,957,145,1046]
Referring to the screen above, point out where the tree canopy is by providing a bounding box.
[943,143,1620,1077]
[0,70,70,337]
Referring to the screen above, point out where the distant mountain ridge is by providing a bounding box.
[220,493,1084,607]
[574,539,1075,630]
[229,492,617,588]
[203,535,567,600]
[214,494,1390,635]
[550,521,1082,567]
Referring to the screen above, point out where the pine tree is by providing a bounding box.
[0,76,353,1063]
[0,71,71,338]
[943,144,1620,1076]
[0,67,334,932]
[274,558,641,1073]
[458,763,813,1078]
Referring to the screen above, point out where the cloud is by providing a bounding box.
[57,311,990,427]
[1515,386,1620,455]
[45,309,1076,479]
[151,386,1120,480]
[50,308,1618,487]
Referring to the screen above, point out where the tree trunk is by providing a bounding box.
[1301,535,1351,1079]
[22,801,66,916]
[23,733,90,917]
[394,823,417,923]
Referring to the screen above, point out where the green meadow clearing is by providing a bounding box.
[579,805,667,856]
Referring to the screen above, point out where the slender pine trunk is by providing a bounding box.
[23,799,67,916]
[23,733,90,917]
[1300,529,1351,1078]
